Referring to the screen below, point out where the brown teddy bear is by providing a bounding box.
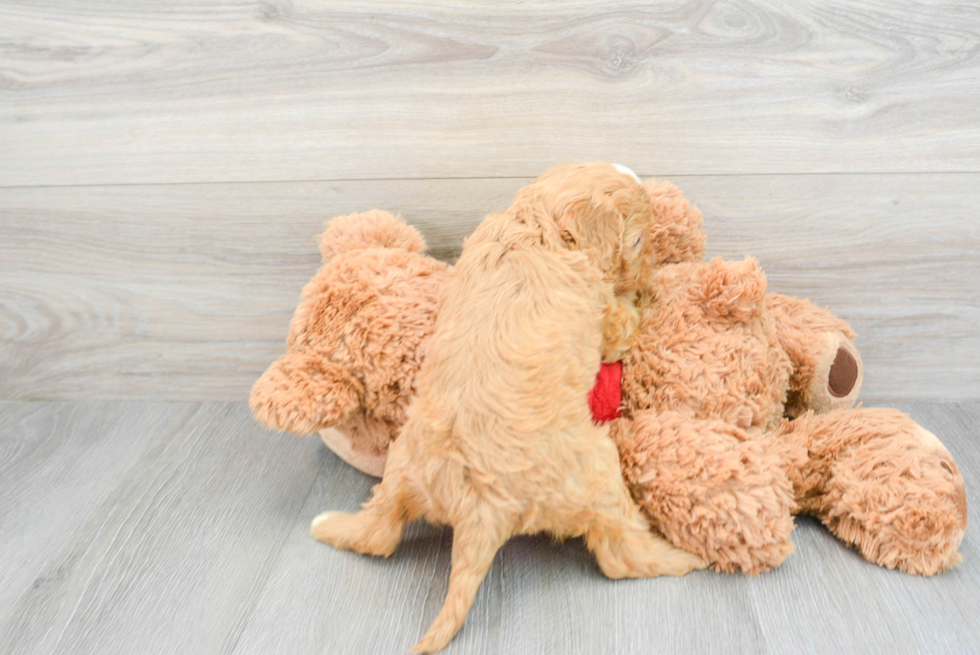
[611,187,967,574]
[250,209,446,476]
[251,183,967,576]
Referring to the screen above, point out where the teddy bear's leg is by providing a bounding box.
[318,427,388,478]
[250,352,363,435]
[611,412,796,574]
[767,294,863,417]
[778,408,967,575]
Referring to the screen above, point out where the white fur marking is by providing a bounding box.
[612,164,640,183]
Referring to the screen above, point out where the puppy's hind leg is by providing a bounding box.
[311,471,411,557]
[585,449,707,577]
[409,508,511,654]
[586,509,707,578]
[312,434,419,557]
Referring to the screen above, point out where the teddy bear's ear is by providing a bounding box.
[695,257,768,322]
[250,352,362,435]
[318,210,427,262]
[643,180,707,265]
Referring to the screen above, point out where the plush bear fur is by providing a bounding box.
[611,219,966,574]
[252,182,967,577]
[250,210,446,475]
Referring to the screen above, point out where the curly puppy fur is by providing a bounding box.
[310,163,706,653]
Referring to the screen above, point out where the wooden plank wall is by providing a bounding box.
[1,1,978,401]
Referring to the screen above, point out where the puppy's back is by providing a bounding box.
[423,238,603,427]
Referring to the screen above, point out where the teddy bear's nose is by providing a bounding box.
[828,346,858,398]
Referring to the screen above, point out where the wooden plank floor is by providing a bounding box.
[0,400,977,654]
[2,2,978,653]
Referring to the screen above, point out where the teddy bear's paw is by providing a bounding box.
[791,333,863,416]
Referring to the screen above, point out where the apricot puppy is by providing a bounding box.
[311,163,706,653]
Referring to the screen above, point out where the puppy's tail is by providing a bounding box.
[409,509,509,654]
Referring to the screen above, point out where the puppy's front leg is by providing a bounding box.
[600,292,641,363]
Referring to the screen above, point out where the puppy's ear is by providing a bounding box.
[612,183,654,233]
[556,181,652,276]
[556,192,624,274]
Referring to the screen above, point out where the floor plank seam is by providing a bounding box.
[5,170,980,191]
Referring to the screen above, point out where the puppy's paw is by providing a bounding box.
[668,549,710,576]
[601,296,640,362]
[310,511,352,546]
[311,509,403,557]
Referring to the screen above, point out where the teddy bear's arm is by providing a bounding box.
[766,294,863,416]
[610,411,796,575]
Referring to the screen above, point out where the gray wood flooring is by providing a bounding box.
[1,400,977,655]
[2,1,978,652]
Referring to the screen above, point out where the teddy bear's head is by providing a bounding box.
[623,256,794,432]
[625,180,862,427]
[250,211,447,469]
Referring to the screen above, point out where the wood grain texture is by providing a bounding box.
[0,401,976,654]
[0,401,185,619]
[1,175,977,401]
[3,1,980,186]
[215,402,980,654]
[744,401,980,655]
[233,458,769,655]
[0,401,324,655]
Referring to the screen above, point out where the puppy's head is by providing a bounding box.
[514,162,656,291]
